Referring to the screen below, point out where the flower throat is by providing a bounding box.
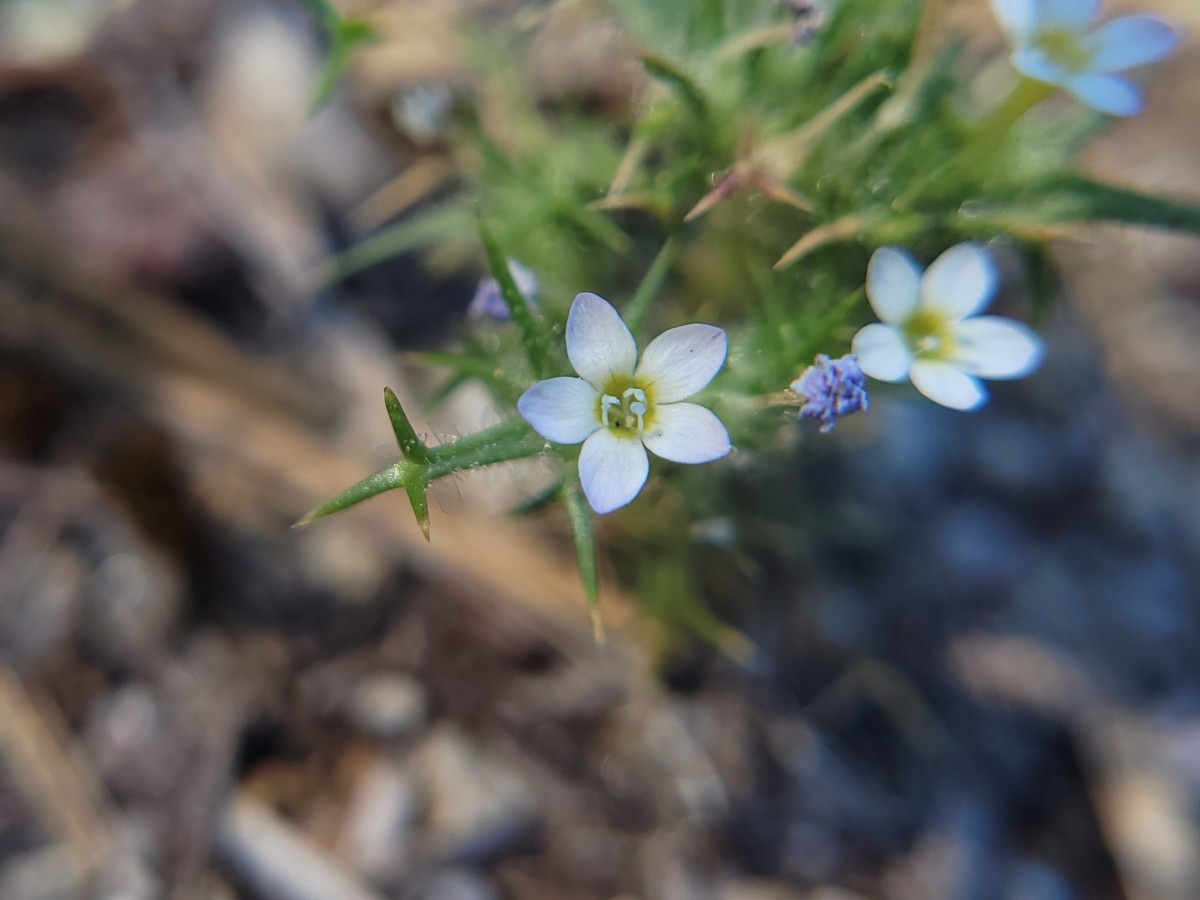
[601,386,648,433]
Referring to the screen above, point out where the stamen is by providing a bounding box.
[601,394,621,428]
[623,387,648,432]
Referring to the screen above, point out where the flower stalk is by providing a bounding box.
[479,219,551,379]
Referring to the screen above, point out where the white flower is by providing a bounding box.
[989,0,1179,116]
[518,293,731,514]
[850,244,1043,411]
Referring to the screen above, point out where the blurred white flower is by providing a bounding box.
[519,292,730,514]
[851,244,1043,411]
[989,0,1179,116]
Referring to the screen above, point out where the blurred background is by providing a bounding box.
[1,1,1199,899]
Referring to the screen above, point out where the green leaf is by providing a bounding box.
[642,55,710,121]
[419,343,525,408]
[1035,174,1200,235]
[320,204,474,285]
[301,0,380,114]
[425,370,475,412]
[384,387,430,464]
[478,219,552,379]
[624,236,683,334]
[405,482,431,542]
[297,0,340,32]
[298,401,543,538]
[295,463,407,525]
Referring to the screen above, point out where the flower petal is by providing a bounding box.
[518,377,600,444]
[852,323,912,382]
[1088,16,1179,72]
[1012,47,1070,86]
[1038,0,1099,31]
[988,0,1037,42]
[642,402,731,464]
[921,243,997,320]
[867,247,922,323]
[953,317,1044,379]
[1065,72,1142,116]
[578,429,650,514]
[909,360,988,410]
[566,292,637,388]
[635,324,727,403]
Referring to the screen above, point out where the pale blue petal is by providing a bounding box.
[566,292,637,389]
[636,324,727,403]
[1012,48,1070,86]
[578,429,649,514]
[866,247,922,324]
[1066,72,1143,115]
[909,361,988,410]
[518,377,600,444]
[1038,0,1100,31]
[852,323,912,383]
[921,243,998,320]
[989,0,1037,42]
[642,403,731,464]
[1088,16,1179,72]
[953,317,1044,379]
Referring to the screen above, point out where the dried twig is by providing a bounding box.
[0,666,113,888]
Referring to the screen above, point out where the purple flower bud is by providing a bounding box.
[468,259,539,322]
[791,353,869,433]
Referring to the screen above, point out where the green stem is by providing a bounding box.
[479,220,551,379]
[892,77,1055,211]
[624,236,682,334]
[298,418,546,528]
[425,418,546,478]
[801,286,865,360]
[563,476,604,643]
[961,77,1055,169]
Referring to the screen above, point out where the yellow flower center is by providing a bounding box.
[902,309,957,361]
[598,376,657,436]
[1033,28,1093,73]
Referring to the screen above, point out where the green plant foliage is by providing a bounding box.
[308,0,1200,643]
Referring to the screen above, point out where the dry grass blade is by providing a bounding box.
[0,666,113,887]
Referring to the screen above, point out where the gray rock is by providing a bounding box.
[718,878,804,900]
[931,502,1030,596]
[0,545,86,671]
[401,868,499,900]
[1003,861,1074,900]
[0,846,86,900]
[347,673,429,740]
[80,546,183,670]
[416,725,537,864]
[84,684,181,800]
[337,757,421,883]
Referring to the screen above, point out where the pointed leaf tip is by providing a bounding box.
[405,483,431,541]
